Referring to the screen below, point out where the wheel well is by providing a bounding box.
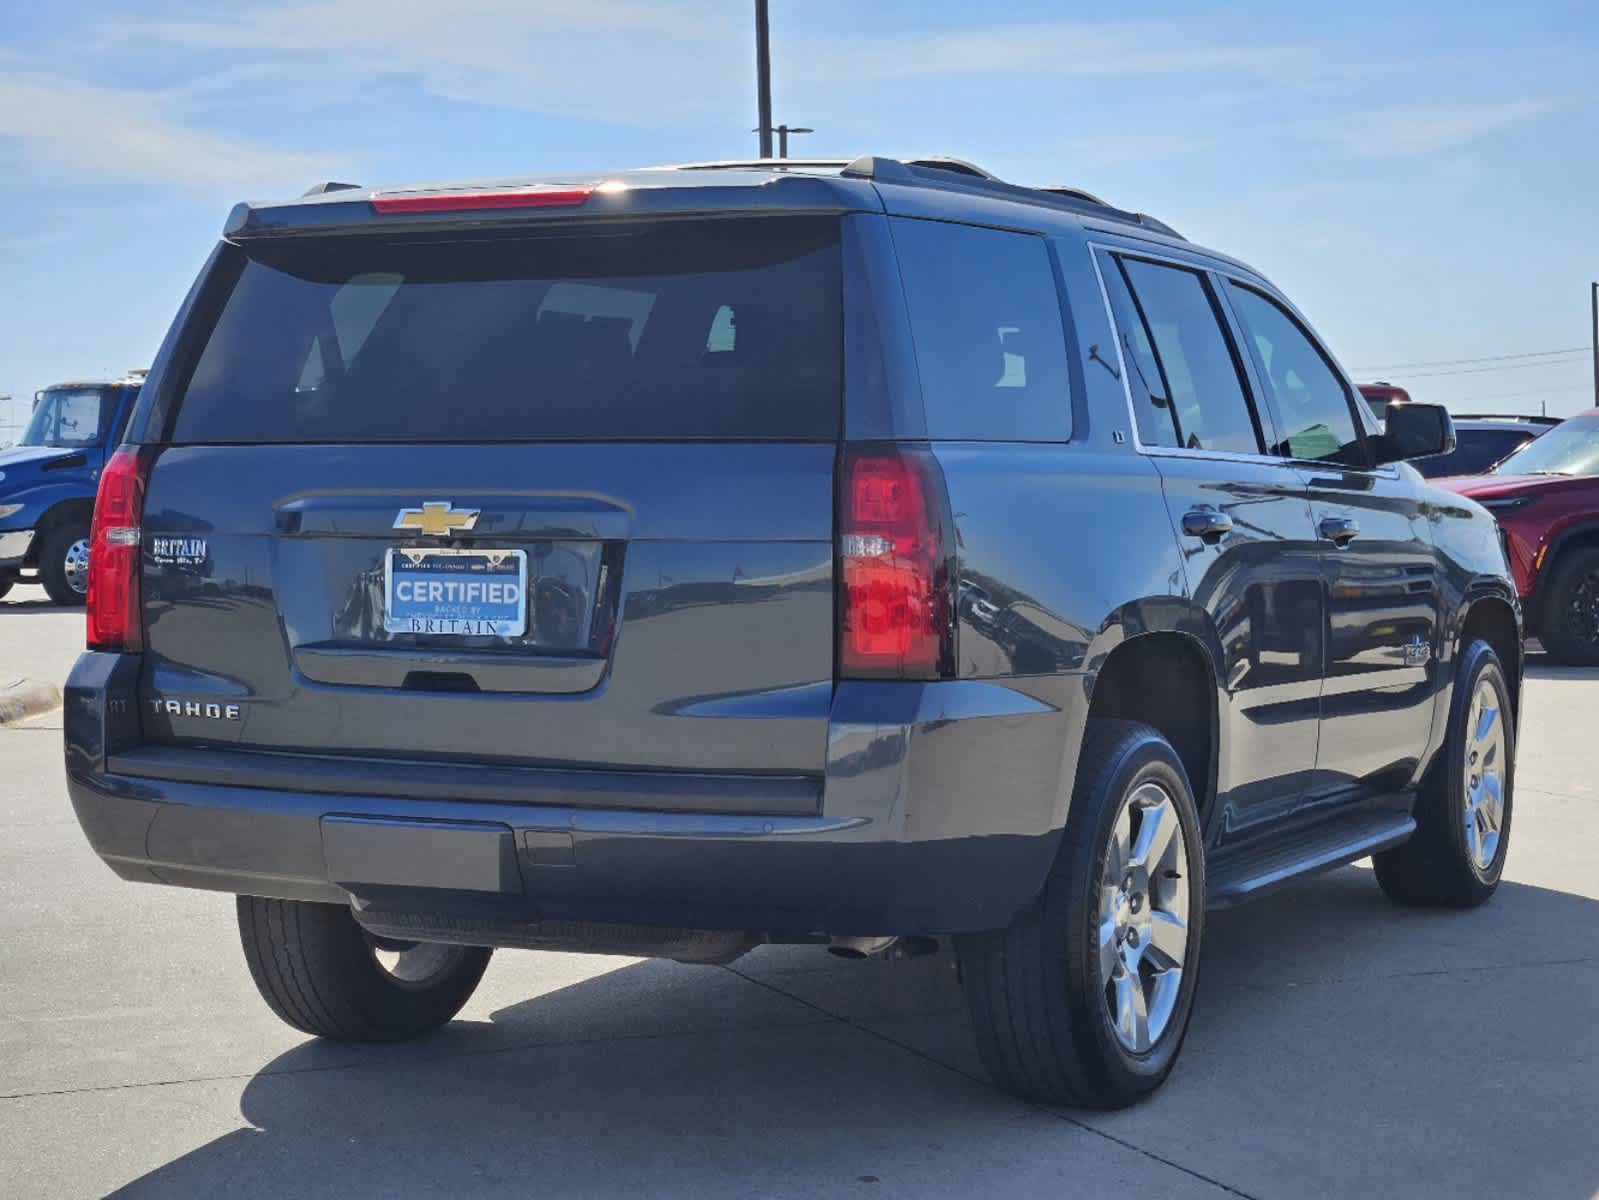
[1460,597,1521,715]
[36,499,93,537]
[1087,634,1216,818]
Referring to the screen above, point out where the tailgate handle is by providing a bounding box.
[294,642,606,695]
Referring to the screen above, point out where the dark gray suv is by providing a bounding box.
[64,156,1521,1108]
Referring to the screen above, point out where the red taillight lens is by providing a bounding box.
[87,446,148,653]
[838,446,954,679]
[370,185,594,214]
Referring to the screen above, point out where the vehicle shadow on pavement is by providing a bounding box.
[104,867,1599,1199]
[0,599,70,614]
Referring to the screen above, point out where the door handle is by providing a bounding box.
[1181,508,1234,545]
[1319,516,1361,546]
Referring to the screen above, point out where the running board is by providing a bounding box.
[1206,809,1416,908]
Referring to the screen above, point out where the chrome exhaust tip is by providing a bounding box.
[826,935,899,960]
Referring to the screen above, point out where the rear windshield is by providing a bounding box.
[169,219,842,443]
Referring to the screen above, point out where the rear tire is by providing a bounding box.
[38,522,90,607]
[1374,640,1513,908]
[1537,547,1599,666]
[956,720,1205,1109]
[237,896,491,1041]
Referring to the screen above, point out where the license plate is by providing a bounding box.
[384,548,528,637]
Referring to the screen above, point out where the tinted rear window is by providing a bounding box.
[891,218,1072,441]
[170,219,842,443]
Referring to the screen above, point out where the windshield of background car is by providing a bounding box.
[1490,419,1599,476]
[168,218,843,444]
[21,388,116,448]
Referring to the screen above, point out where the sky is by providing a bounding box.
[2,0,1597,438]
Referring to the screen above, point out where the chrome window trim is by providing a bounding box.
[1085,240,1286,467]
[1217,274,1401,481]
[1086,238,1400,480]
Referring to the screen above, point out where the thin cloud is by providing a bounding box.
[101,0,744,126]
[101,6,1345,130]
[792,21,1337,86]
[1333,98,1560,159]
[0,72,338,193]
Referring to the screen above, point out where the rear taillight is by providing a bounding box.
[87,445,149,653]
[837,445,955,680]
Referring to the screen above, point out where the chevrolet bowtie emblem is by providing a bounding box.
[393,501,480,536]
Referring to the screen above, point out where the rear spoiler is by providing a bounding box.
[223,174,880,240]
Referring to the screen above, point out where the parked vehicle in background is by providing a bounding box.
[1359,381,1410,420]
[64,157,1520,1109]
[1409,415,1554,479]
[1437,408,1599,664]
[0,376,143,604]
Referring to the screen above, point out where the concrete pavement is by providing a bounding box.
[1,596,1596,1198]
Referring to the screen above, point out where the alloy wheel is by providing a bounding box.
[1098,781,1191,1054]
[1463,677,1507,874]
[1568,570,1599,649]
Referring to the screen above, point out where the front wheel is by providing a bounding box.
[237,896,491,1041]
[1374,639,1514,908]
[0,573,13,601]
[1538,547,1599,666]
[38,522,90,606]
[957,720,1204,1109]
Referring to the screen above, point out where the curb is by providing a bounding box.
[0,676,62,726]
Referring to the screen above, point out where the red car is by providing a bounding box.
[1436,408,1599,663]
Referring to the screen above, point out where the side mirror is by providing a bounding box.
[1375,402,1455,466]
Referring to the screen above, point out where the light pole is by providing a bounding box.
[753,3,814,158]
[754,0,773,158]
[1591,281,1598,409]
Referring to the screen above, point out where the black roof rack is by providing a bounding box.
[839,155,1182,239]
[662,154,1182,240]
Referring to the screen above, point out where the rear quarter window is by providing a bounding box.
[167,218,843,443]
[890,218,1072,441]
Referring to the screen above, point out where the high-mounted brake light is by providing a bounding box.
[837,446,955,680]
[87,446,150,653]
[370,185,594,215]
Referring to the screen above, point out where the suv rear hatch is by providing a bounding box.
[134,215,843,789]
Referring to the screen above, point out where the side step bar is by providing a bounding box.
[1206,808,1416,908]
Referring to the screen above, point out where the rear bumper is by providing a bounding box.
[64,653,1086,937]
[0,528,34,569]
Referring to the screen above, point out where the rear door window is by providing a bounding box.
[1102,254,1263,455]
[891,218,1072,441]
[169,218,842,443]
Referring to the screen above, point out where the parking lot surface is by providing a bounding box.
[2,583,1596,1198]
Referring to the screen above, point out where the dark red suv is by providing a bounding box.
[1437,408,1599,663]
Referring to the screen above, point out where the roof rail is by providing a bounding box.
[1037,184,1109,206]
[899,156,998,179]
[659,158,851,172]
[838,155,1183,240]
[656,154,1182,240]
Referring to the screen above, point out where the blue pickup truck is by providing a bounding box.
[0,377,143,604]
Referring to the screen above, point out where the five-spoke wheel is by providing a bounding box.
[1099,782,1190,1053]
